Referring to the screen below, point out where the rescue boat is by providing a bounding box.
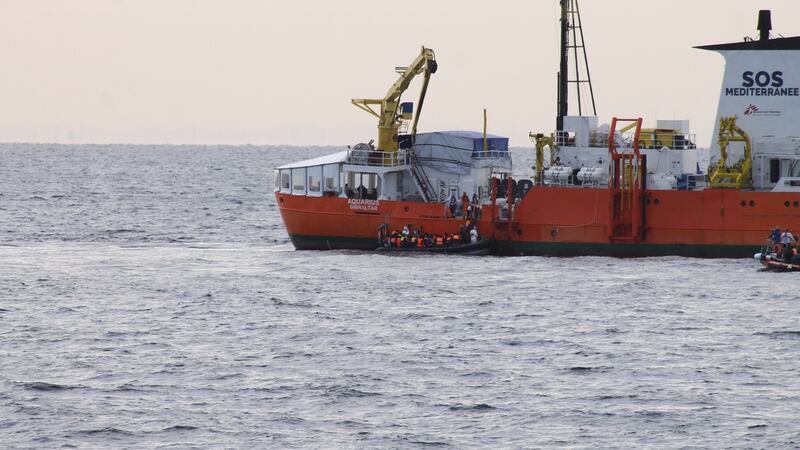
[376,239,493,256]
[274,4,800,257]
[755,251,800,272]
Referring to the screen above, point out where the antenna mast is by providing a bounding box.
[556,0,596,131]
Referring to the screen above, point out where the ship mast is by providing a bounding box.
[556,0,596,132]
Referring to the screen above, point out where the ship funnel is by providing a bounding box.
[696,9,800,184]
[757,10,771,41]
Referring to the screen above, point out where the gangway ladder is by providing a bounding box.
[608,117,648,242]
[407,148,435,202]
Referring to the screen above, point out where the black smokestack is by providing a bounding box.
[757,10,772,41]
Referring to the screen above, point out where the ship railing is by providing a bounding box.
[554,130,697,150]
[472,150,510,160]
[346,149,411,167]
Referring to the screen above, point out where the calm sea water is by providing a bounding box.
[1,144,799,448]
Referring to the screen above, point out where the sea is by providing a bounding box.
[1,143,799,449]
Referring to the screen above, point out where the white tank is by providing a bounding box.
[647,173,678,190]
[543,166,574,184]
[576,167,607,184]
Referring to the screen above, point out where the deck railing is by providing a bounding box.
[554,130,696,150]
[471,150,510,159]
[346,149,410,167]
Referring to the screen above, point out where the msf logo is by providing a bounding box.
[744,104,759,115]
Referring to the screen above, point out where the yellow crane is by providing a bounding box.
[709,116,752,189]
[351,47,437,153]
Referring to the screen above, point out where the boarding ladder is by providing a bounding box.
[407,148,435,202]
[488,176,514,253]
[608,117,647,242]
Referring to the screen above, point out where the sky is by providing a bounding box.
[0,0,798,147]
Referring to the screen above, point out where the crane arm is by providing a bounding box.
[382,47,436,104]
[351,46,437,152]
[411,69,432,137]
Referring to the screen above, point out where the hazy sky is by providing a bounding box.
[1,0,798,147]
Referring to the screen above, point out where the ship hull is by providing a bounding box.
[276,192,487,251]
[276,188,800,258]
[506,187,800,257]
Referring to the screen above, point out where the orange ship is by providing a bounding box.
[275,5,800,257]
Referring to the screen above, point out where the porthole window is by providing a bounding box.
[740,200,747,207]
[785,201,791,208]
[794,201,799,208]
[749,200,755,207]
[654,198,660,205]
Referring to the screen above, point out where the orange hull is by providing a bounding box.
[276,188,800,257]
[276,192,497,250]
[507,187,800,256]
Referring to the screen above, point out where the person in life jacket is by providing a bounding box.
[781,229,796,246]
[459,224,469,243]
[461,192,469,218]
[770,227,781,245]
[789,243,800,264]
[377,225,386,247]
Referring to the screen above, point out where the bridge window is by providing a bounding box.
[345,171,380,199]
[292,168,306,195]
[279,170,291,193]
[323,164,340,193]
[307,165,322,196]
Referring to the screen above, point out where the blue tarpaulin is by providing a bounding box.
[409,131,511,175]
[436,131,509,156]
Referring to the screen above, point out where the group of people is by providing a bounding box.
[768,227,800,263]
[447,192,482,221]
[344,183,377,200]
[380,223,480,249]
